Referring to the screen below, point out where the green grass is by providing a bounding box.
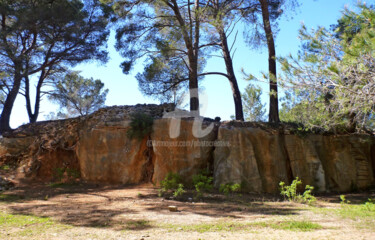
[313,201,375,220]
[163,220,323,233]
[124,220,152,230]
[0,212,52,226]
[336,203,375,220]
[0,194,23,203]
[47,182,78,188]
[0,212,71,237]
[312,200,375,230]
[268,220,323,231]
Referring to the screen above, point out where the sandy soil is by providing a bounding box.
[0,182,374,240]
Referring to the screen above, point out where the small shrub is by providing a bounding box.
[301,185,316,204]
[53,168,65,182]
[230,183,241,193]
[219,183,241,195]
[279,177,316,204]
[52,167,80,184]
[363,198,375,211]
[66,168,80,179]
[159,172,184,197]
[280,177,301,202]
[173,184,186,197]
[127,112,154,140]
[192,171,213,197]
[340,195,350,205]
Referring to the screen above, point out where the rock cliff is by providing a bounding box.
[214,122,374,193]
[0,104,374,193]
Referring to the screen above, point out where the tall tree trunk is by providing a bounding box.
[259,0,280,123]
[218,28,244,121]
[189,0,200,116]
[25,70,44,123]
[0,65,22,133]
[189,58,200,116]
[170,0,200,115]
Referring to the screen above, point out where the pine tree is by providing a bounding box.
[0,0,109,132]
[48,71,109,117]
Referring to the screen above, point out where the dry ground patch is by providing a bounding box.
[0,182,374,240]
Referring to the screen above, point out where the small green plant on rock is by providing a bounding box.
[279,177,316,204]
[127,112,154,140]
[219,183,241,195]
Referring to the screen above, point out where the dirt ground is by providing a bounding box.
[0,181,375,240]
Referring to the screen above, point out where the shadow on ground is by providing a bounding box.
[2,182,372,231]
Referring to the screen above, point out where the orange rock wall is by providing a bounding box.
[0,105,374,193]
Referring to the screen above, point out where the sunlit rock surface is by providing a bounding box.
[0,104,374,193]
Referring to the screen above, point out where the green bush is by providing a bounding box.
[279,177,316,204]
[52,167,80,183]
[340,195,351,205]
[66,168,81,179]
[192,171,213,197]
[53,168,65,182]
[159,172,184,197]
[127,112,154,140]
[219,183,241,195]
[173,184,186,197]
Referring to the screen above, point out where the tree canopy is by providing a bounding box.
[279,4,375,132]
[48,71,109,117]
[0,0,110,132]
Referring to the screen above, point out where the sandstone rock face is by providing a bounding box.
[75,104,175,184]
[76,121,151,184]
[214,125,291,193]
[312,135,374,192]
[151,118,218,184]
[214,122,375,193]
[284,135,326,192]
[0,104,374,194]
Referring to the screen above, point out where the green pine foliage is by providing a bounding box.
[126,112,154,140]
[242,84,267,122]
[279,4,375,133]
[48,71,108,118]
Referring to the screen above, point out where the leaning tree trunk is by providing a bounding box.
[218,28,244,121]
[0,66,22,133]
[259,0,280,123]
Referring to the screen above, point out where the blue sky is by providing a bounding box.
[9,0,357,128]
